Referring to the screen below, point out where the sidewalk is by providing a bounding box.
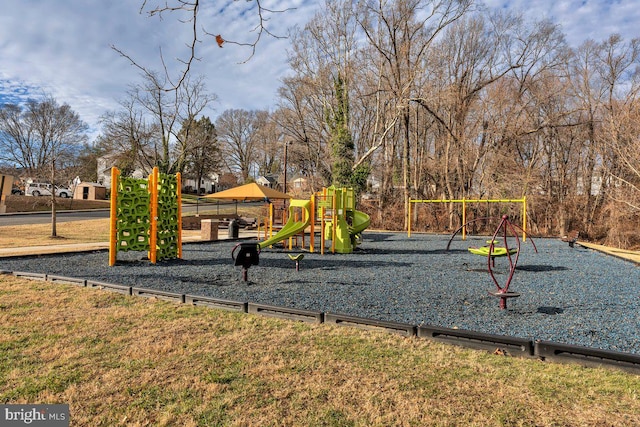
[0,230,260,258]
[576,241,640,264]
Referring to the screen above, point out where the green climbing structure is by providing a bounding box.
[116,176,151,252]
[109,167,182,265]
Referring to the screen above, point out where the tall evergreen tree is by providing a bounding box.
[327,74,354,187]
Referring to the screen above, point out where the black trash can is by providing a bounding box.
[228,219,239,239]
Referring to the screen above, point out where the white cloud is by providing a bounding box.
[1,0,638,141]
[0,0,319,139]
[480,0,640,45]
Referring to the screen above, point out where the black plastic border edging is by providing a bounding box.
[185,294,247,312]
[325,312,416,337]
[3,270,640,374]
[248,303,324,323]
[86,280,132,295]
[535,341,640,373]
[47,275,86,287]
[418,325,535,357]
[132,287,185,303]
[13,271,47,281]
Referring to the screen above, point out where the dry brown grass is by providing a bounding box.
[1,275,639,426]
[0,219,111,248]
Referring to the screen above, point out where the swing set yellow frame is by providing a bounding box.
[407,197,527,241]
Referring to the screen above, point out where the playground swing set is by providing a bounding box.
[407,197,528,241]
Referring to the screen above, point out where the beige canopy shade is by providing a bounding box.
[204,183,291,201]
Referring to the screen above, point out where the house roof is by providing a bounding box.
[257,174,278,184]
[77,182,106,188]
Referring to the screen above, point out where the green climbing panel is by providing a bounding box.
[111,169,181,263]
[155,173,179,261]
[116,177,150,252]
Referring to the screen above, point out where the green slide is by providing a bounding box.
[350,210,370,236]
[332,209,371,254]
[259,199,311,249]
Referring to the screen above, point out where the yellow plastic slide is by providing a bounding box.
[258,199,311,249]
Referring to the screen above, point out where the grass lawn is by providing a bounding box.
[2,202,639,425]
[0,275,638,426]
[0,219,111,247]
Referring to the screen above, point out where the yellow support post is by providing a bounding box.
[462,198,466,240]
[320,189,327,255]
[269,203,273,238]
[408,199,412,237]
[309,195,315,253]
[331,190,336,254]
[149,167,159,264]
[522,196,527,242]
[108,167,120,266]
[176,172,182,258]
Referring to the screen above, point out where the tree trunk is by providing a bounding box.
[402,108,411,231]
[50,162,58,237]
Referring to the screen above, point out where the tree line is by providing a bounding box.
[1,0,639,248]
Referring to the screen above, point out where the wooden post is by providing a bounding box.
[408,199,412,237]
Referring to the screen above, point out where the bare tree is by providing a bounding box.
[170,75,217,174]
[0,95,87,237]
[96,98,158,176]
[357,0,473,227]
[97,73,215,175]
[215,109,266,182]
[252,111,281,177]
[274,78,332,189]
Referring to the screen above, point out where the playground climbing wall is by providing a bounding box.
[109,167,182,265]
[115,176,150,252]
[154,172,181,261]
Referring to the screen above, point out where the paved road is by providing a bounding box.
[0,210,110,226]
[0,204,228,227]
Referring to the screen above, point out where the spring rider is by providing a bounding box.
[232,242,260,281]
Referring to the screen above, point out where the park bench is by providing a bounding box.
[561,230,579,248]
[217,217,257,229]
[238,217,257,229]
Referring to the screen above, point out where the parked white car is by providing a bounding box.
[25,182,72,198]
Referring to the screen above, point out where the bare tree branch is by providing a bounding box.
[112,0,294,92]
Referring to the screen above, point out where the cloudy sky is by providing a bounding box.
[1,0,639,140]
